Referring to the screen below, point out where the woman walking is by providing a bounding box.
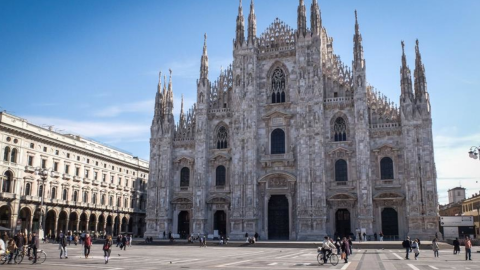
[341,237,350,263]
[412,239,420,260]
[103,235,113,264]
[432,238,439,257]
[84,234,92,258]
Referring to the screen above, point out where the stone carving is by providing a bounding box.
[268,178,288,188]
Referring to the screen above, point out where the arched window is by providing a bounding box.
[73,190,78,202]
[3,147,10,161]
[180,167,190,187]
[380,157,394,180]
[216,166,226,186]
[109,196,113,206]
[92,193,97,204]
[334,117,347,142]
[25,183,31,196]
[101,194,106,205]
[124,198,128,208]
[117,197,121,207]
[271,68,286,103]
[216,126,228,149]
[139,196,145,210]
[2,171,12,192]
[10,148,17,163]
[38,184,44,197]
[335,159,348,181]
[83,191,88,202]
[51,187,57,199]
[62,189,68,200]
[271,129,285,154]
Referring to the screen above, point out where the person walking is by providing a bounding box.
[6,239,17,264]
[245,232,249,243]
[348,236,353,255]
[30,232,39,264]
[335,237,341,255]
[59,233,68,259]
[67,232,71,246]
[121,234,127,251]
[411,239,420,260]
[341,237,350,263]
[103,235,113,264]
[432,238,439,257]
[374,232,378,241]
[379,232,384,241]
[321,236,336,263]
[465,236,472,261]
[14,232,24,263]
[254,232,259,242]
[84,234,92,258]
[402,236,412,259]
[453,237,460,254]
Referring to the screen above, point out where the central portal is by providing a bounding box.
[177,211,190,239]
[268,195,289,240]
[214,211,227,236]
[335,209,351,238]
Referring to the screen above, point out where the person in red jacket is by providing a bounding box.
[84,234,92,259]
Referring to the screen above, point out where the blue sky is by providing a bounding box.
[1,0,479,204]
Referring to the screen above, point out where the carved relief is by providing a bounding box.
[268,178,288,188]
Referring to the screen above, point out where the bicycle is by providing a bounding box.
[0,251,14,265]
[14,246,47,264]
[317,248,339,266]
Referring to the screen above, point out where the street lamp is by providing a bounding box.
[34,167,53,240]
[468,146,479,160]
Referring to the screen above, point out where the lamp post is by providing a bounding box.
[34,167,52,240]
[468,146,479,160]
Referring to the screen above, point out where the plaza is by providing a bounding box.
[7,241,478,270]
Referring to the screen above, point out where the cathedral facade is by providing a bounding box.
[145,0,439,240]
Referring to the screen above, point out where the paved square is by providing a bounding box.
[9,242,479,270]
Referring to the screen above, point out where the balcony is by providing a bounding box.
[374,179,402,189]
[25,166,35,173]
[0,193,17,200]
[100,182,108,187]
[123,186,130,192]
[83,178,91,184]
[116,185,122,190]
[328,180,356,190]
[73,176,82,182]
[63,174,72,181]
[51,171,61,178]
[92,180,100,186]
[260,152,295,168]
[109,183,116,189]
[21,195,40,202]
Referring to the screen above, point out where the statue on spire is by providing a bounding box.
[200,33,209,80]
[235,0,245,47]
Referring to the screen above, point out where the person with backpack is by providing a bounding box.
[411,239,420,260]
[402,236,412,259]
[84,234,92,258]
[103,235,113,264]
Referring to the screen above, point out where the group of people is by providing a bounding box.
[245,232,259,244]
[0,231,40,264]
[115,234,132,250]
[452,236,473,260]
[320,236,353,263]
[402,235,473,261]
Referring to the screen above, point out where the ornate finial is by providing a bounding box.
[401,40,405,54]
[159,71,162,83]
[355,10,358,23]
[169,68,172,77]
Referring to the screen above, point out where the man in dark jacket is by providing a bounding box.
[59,234,68,259]
[14,232,24,262]
[121,234,127,250]
[402,236,412,260]
[30,232,39,263]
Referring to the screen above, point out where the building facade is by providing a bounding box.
[0,112,149,237]
[146,0,439,240]
[462,193,480,237]
[448,187,466,204]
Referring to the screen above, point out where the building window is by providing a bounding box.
[334,117,347,141]
[2,171,12,192]
[124,198,128,208]
[55,150,59,155]
[271,128,286,154]
[73,190,78,202]
[126,179,129,187]
[110,175,114,183]
[101,194,106,205]
[75,167,80,176]
[109,196,113,206]
[216,166,226,186]
[30,143,34,149]
[86,158,90,163]
[3,147,10,161]
[380,157,394,180]
[65,164,70,174]
[41,159,47,169]
[67,153,70,158]
[28,156,34,166]
[85,169,89,178]
[216,126,228,149]
[51,187,57,199]
[25,183,31,196]
[77,156,80,161]
[43,146,47,152]
[83,191,88,202]
[63,189,68,200]
[94,172,98,180]
[180,167,190,187]
[10,148,18,163]
[92,193,97,204]
[117,197,121,207]
[53,162,59,172]
[38,184,44,197]
[118,177,122,185]
[335,159,348,181]
[271,68,286,103]
[103,174,106,182]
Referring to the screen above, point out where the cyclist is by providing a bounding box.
[321,236,336,263]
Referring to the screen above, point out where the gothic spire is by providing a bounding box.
[297,0,307,38]
[166,69,174,114]
[414,39,427,100]
[247,0,256,46]
[235,0,245,47]
[310,0,321,36]
[200,33,209,80]
[179,94,185,126]
[400,41,413,101]
[154,71,163,119]
[353,10,365,71]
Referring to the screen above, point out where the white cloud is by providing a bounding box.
[25,116,150,140]
[94,99,154,117]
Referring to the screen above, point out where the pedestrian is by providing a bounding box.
[254,232,259,242]
[0,237,5,257]
[74,234,78,246]
[374,232,377,241]
[14,232,24,262]
[199,235,203,247]
[121,234,127,250]
[341,237,350,263]
[84,233,92,258]
[379,232,384,241]
[116,235,121,247]
[203,235,207,248]
[411,239,420,260]
[363,232,367,242]
[163,231,166,239]
[67,232,71,246]
[103,235,113,264]
[453,237,460,254]
[358,232,362,242]
[402,236,412,260]
[129,235,133,247]
[6,238,17,264]
[245,232,249,243]
[348,236,353,255]
[59,233,68,259]
[321,236,336,263]
[335,237,341,255]
[465,236,472,261]
[30,232,39,264]
[2,232,9,243]
[432,237,439,257]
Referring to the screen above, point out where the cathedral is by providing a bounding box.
[145,0,439,240]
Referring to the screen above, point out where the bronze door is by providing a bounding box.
[268,195,289,240]
[335,209,351,238]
